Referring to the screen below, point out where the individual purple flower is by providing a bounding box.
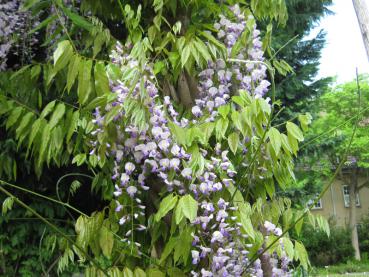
[181,167,192,180]
[171,144,181,156]
[159,158,170,170]
[120,173,130,186]
[113,185,122,197]
[158,139,170,152]
[116,150,124,162]
[274,227,282,236]
[264,221,276,234]
[145,159,158,172]
[125,162,135,174]
[126,186,137,197]
[192,250,200,264]
[115,202,123,212]
[170,158,180,170]
[192,105,203,117]
[201,269,213,277]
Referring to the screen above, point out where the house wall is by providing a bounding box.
[311,177,369,226]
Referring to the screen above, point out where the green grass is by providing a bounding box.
[316,273,369,277]
[309,260,369,276]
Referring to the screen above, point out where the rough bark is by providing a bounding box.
[177,71,194,107]
[260,252,273,277]
[353,0,369,61]
[184,70,200,100]
[349,169,361,260]
[163,79,179,102]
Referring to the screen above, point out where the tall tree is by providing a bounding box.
[271,0,333,121]
[307,75,369,260]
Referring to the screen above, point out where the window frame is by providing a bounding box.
[312,198,323,210]
[307,196,323,210]
[342,185,360,207]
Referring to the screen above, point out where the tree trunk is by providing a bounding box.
[349,169,361,260]
[260,252,273,277]
[352,0,369,61]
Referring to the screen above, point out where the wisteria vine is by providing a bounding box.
[91,5,292,276]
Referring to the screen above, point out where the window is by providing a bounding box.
[307,197,322,210]
[342,185,360,207]
[313,199,323,209]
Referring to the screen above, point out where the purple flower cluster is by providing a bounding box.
[91,43,197,241]
[258,221,292,277]
[191,199,250,276]
[0,1,39,70]
[191,5,270,120]
[90,5,293,275]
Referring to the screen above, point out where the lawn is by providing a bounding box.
[310,260,369,276]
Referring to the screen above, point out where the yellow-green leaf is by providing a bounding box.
[181,44,191,67]
[49,103,65,129]
[286,122,304,142]
[67,54,80,92]
[228,132,239,154]
[268,127,282,155]
[78,59,93,105]
[6,107,23,130]
[123,267,134,277]
[294,241,309,269]
[99,226,114,258]
[67,110,79,142]
[134,268,147,277]
[94,61,110,96]
[53,40,73,73]
[154,193,178,222]
[40,101,56,119]
[177,195,197,222]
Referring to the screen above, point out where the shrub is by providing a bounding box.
[358,213,369,256]
[297,220,354,266]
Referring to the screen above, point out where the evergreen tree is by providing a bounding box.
[271,0,333,121]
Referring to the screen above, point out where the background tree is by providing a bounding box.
[270,0,333,121]
[303,75,369,261]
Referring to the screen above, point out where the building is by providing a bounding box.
[310,175,369,226]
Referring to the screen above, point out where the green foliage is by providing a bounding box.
[309,76,369,166]
[296,221,354,266]
[0,0,330,275]
[270,0,333,122]
[0,193,81,276]
[311,260,369,275]
[358,214,369,256]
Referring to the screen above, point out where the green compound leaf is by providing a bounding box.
[40,101,56,119]
[49,103,65,130]
[155,193,178,222]
[2,197,15,215]
[177,194,198,223]
[286,121,304,142]
[228,132,239,154]
[294,241,309,269]
[67,54,81,92]
[268,127,282,156]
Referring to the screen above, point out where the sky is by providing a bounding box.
[311,0,369,84]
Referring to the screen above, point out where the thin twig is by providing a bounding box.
[55,173,93,220]
[0,185,109,276]
[244,68,363,272]
[0,179,88,217]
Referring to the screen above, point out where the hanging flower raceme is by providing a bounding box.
[0,1,40,70]
[90,4,292,276]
